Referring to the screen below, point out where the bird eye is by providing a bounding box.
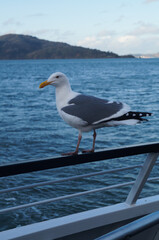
[56,76,59,78]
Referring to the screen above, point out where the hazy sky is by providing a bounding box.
[1,0,159,54]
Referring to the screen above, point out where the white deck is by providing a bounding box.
[1,195,159,240]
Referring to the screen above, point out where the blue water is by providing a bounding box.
[0,58,159,231]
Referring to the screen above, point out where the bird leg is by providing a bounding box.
[82,130,97,153]
[62,133,82,156]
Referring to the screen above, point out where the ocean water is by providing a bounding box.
[0,58,159,231]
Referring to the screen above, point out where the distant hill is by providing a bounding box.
[0,34,134,60]
[135,53,159,58]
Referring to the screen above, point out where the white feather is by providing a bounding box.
[106,119,140,126]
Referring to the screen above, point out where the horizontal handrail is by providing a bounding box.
[1,162,159,195]
[0,142,159,178]
[0,176,159,215]
[0,142,158,227]
[0,165,142,194]
[0,181,135,214]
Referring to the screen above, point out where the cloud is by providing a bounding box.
[77,36,111,50]
[3,18,22,26]
[130,22,159,36]
[115,15,125,23]
[77,29,117,49]
[76,26,159,55]
[98,30,116,37]
[118,35,137,43]
[144,0,159,3]
[77,28,139,54]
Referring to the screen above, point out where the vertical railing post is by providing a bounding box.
[126,152,159,205]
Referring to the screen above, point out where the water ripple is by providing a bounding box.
[0,58,159,230]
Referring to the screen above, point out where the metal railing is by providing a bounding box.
[0,142,159,215]
[95,210,159,240]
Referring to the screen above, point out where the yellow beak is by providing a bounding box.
[39,80,50,88]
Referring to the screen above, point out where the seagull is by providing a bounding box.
[39,72,152,155]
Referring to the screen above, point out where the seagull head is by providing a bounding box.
[39,72,69,88]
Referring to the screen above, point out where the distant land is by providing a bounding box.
[0,34,135,60]
[135,53,159,58]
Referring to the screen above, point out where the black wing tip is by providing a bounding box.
[109,111,153,122]
[128,111,152,117]
[127,112,152,122]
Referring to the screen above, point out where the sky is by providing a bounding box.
[1,0,159,55]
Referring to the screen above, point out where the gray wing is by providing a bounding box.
[61,94,128,125]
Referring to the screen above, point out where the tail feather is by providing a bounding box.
[98,111,152,125]
[114,111,152,122]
